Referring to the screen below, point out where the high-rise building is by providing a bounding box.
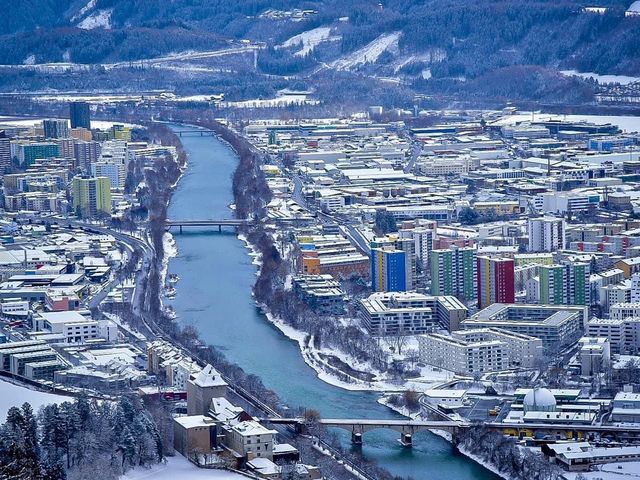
[536,262,591,306]
[54,138,74,159]
[99,140,128,189]
[371,235,416,291]
[528,217,566,252]
[477,256,515,309]
[69,102,91,129]
[12,142,60,167]
[430,246,477,301]
[371,248,406,292]
[71,176,111,217]
[91,162,119,190]
[0,131,10,172]
[401,226,436,268]
[73,140,101,171]
[42,119,69,139]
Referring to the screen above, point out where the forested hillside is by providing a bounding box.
[2,0,640,106]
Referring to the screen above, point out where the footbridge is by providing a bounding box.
[166,219,252,233]
[261,417,468,447]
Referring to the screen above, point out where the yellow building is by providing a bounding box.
[473,201,520,216]
[514,253,554,267]
[72,176,111,217]
[112,124,131,141]
[615,257,640,278]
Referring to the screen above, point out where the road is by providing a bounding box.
[56,220,158,338]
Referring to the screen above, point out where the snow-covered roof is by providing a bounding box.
[627,0,640,13]
[191,364,227,388]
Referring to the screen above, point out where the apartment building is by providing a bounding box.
[358,291,435,335]
[588,316,640,354]
[462,304,587,350]
[419,327,543,374]
[528,217,566,252]
[430,246,477,301]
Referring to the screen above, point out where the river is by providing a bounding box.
[165,124,499,480]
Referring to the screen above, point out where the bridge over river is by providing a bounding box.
[166,218,253,233]
[261,417,640,447]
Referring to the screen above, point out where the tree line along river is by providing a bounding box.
[165,124,499,480]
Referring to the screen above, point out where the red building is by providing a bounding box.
[477,256,515,309]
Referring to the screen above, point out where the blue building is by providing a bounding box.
[371,248,406,292]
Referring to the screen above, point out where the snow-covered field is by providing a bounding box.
[561,69,640,85]
[281,26,335,57]
[120,454,244,480]
[78,9,112,30]
[330,32,400,70]
[0,379,71,420]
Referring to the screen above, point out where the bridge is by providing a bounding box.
[176,129,216,137]
[166,219,252,233]
[262,417,640,447]
[261,417,468,447]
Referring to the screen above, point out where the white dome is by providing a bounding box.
[523,388,556,412]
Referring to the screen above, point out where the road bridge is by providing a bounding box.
[176,129,216,137]
[166,218,252,233]
[263,417,640,446]
[261,417,468,447]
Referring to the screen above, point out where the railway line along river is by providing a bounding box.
[165,123,499,480]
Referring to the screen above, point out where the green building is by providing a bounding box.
[15,142,60,167]
[72,176,112,217]
[538,263,590,306]
[430,246,476,301]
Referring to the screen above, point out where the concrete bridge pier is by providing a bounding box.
[351,432,363,445]
[400,433,413,448]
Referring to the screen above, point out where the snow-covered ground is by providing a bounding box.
[561,69,640,85]
[120,454,244,480]
[280,26,340,57]
[490,112,640,134]
[222,93,319,109]
[330,32,400,70]
[0,379,71,420]
[0,116,142,130]
[77,9,113,29]
[392,49,447,73]
[258,306,454,392]
[565,462,640,479]
[71,0,97,22]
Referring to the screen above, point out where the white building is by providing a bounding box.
[612,392,640,422]
[587,317,640,354]
[528,217,566,252]
[537,192,600,215]
[578,336,611,376]
[91,162,120,190]
[35,311,102,343]
[462,304,587,350]
[225,420,277,461]
[417,327,543,375]
[98,140,128,189]
[359,292,435,335]
[418,332,506,374]
[422,389,467,407]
